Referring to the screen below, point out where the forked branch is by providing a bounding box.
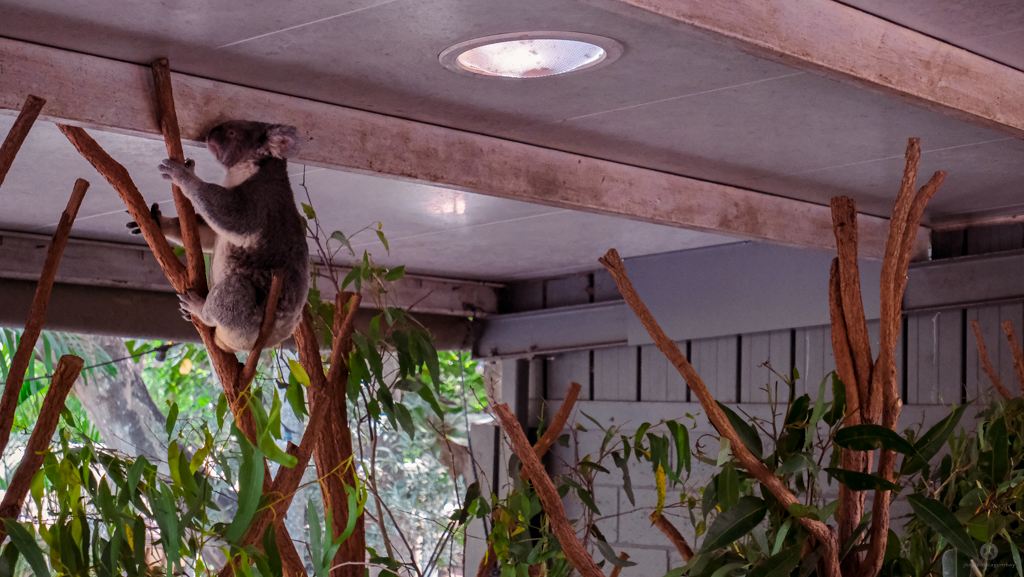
[972,321,1013,401]
[0,94,45,189]
[649,512,693,561]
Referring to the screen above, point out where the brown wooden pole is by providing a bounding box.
[57,124,189,292]
[0,355,84,541]
[150,58,208,295]
[238,271,285,388]
[0,94,45,189]
[0,179,88,456]
[607,553,630,577]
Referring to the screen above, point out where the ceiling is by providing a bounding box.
[0,0,1022,281]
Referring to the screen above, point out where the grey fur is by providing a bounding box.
[156,120,309,353]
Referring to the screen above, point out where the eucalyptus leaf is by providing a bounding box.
[717,402,763,459]
[908,494,979,559]
[700,496,767,552]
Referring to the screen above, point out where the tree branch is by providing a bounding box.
[972,321,1012,400]
[0,355,84,542]
[598,248,840,577]
[1002,320,1024,397]
[57,124,189,292]
[608,552,630,577]
[238,270,284,388]
[649,512,693,561]
[151,58,207,295]
[0,94,45,189]
[0,179,88,456]
[493,403,606,577]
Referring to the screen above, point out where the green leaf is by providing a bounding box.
[988,416,1008,483]
[941,548,973,577]
[376,230,389,253]
[903,403,969,475]
[0,542,20,577]
[717,464,739,513]
[708,563,745,577]
[1002,529,1023,577]
[749,543,803,577]
[165,402,179,437]
[717,402,763,459]
[288,359,310,387]
[908,494,979,559]
[329,230,352,253]
[666,421,691,475]
[384,266,405,282]
[576,487,600,515]
[824,467,900,492]
[823,373,846,427]
[611,452,635,506]
[225,436,265,544]
[772,518,792,555]
[301,203,316,219]
[286,380,308,422]
[700,496,767,552]
[3,520,48,577]
[777,454,817,477]
[788,502,822,521]
[834,424,918,456]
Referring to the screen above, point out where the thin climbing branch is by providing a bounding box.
[238,270,285,387]
[598,248,840,577]
[494,403,607,577]
[649,512,693,561]
[1002,320,1024,397]
[0,94,45,189]
[830,197,874,425]
[533,382,582,458]
[972,321,1012,401]
[0,179,88,456]
[57,124,189,292]
[151,58,208,295]
[0,355,84,542]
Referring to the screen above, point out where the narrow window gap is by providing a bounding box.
[960,309,968,404]
[789,329,797,401]
[588,273,595,304]
[735,335,743,404]
[541,279,548,309]
[541,357,549,400]
[685,341,692,402]
[492,427,501,497]
[635,346,643,402]
[901,315,909,403]
[588,349,595,401]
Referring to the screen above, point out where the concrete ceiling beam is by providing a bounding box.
[606,0,1024,139]
[0,37,920,259]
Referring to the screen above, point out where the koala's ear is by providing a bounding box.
[264,125,299,159]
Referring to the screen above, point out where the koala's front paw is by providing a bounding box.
[178,291,207,322]
[125,203,162,235]
[158,158,197,187]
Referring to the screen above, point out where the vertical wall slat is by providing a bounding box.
[547,350,590,401]
[936,310,962,405]
[717,335,738,404]
[693,338,721,401]
[594,346,637,401]
[666,342,688,402]
[640,344,668,402]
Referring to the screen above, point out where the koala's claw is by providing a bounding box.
[159,158,195,184]
[126,203,162,235]
[178,291,206,322]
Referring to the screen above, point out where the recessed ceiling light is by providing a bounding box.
[440,32,622,79]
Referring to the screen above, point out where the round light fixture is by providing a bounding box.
[439,32,622,78]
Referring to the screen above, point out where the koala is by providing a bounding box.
[146,120,310,353]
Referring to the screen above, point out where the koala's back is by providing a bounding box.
[210,158,309,348]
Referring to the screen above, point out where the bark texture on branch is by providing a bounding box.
[1003,321,1024,396]
[238,270,284,388]
[0,355,84,542]
[649,512,693,561]
[151,58,207,295]
[0,94,45,189]
[0,179,88,457]
[493,403,606,577]
[57,124,189,292]
[599,248,841,577]
[972,321,1012,401]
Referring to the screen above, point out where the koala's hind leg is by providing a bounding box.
[202,275,264,353]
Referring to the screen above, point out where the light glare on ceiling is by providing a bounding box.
[440,32,622,78]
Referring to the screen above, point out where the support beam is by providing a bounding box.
[604,0,1024,140]
[0,37,922,259]
[904,249,1024,313]
[0,231,500,317]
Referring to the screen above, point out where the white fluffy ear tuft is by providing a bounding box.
[264,125,299,159]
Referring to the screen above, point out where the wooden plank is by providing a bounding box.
[936,310,962,405]
[908,313,938,405]
[547,350,591,401]
[0,37,919,258]
[594,346,637,401]
[640,344,668,402]
[0,231,498,317]
[609,0,1024,139]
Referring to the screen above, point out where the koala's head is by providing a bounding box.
[205,120,299,168]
